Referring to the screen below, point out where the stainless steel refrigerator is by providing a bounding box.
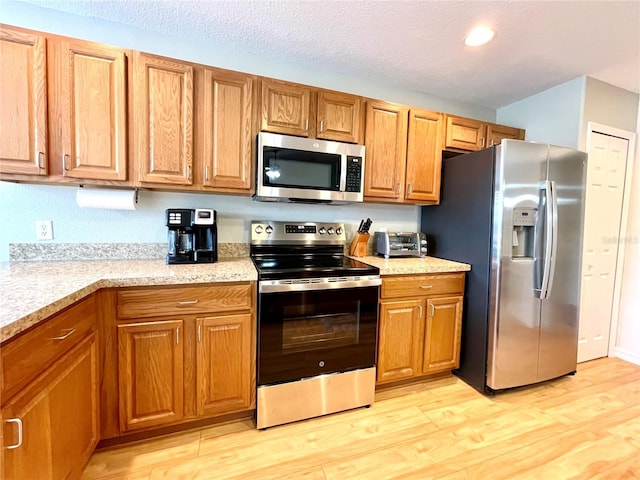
[421,140,586,392]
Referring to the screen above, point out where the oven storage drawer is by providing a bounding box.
[117,283,253,319]
[381,273,465,299]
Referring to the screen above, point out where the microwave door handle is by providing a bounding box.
[339,155,347,192]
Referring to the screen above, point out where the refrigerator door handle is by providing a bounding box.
[539,180,554,299]
[544,180,559,299]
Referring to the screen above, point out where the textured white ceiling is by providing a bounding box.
[17,0,640,108]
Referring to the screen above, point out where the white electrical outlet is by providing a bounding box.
[36,220,53,240]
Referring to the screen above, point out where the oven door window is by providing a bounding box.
[258,286,378,386]
[262,147,341,191]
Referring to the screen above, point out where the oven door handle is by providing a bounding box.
[260,277,381,293]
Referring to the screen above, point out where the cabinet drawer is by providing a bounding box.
[381,273,465,299]
[117,283,254,319]
[1,295,96,402]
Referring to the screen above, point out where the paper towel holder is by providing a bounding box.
[76,185,139,210]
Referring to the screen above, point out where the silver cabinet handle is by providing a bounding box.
[430,304,435,317]
[408,183,413,193]
[420,285,433,289]
[50,328,76,341]
[204,166,209,181]
[417,304,423,318]
[395,183,401,194]
[481,138,486,148]
[6,418,23,449]
[177,300,198,305]
[319,120,324,133]
[62,153,70,170]
[38,152,46,169]
[305,118,309,131]
[187,164,192,179]
[176,327,180,345]
[490,139,494,147]
[197,324,202,342]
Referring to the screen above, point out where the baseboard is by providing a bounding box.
[613,347,640,366]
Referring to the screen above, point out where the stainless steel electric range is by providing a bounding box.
[250,220,381,429]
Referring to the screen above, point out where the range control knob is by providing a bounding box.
[421,247,428,253]
[319,227,326,234]
[421,239,427,245]
[336,227,344,235]
[255,225,263,234]
[265,225,273,234]
[327,227,335,235]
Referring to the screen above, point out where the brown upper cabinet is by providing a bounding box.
[260,78,364,144]
[364,101,443,204]
[134,52,194,186]
[0,25,128,182]
[199,67,255,192]
[48,38,128,181]
[0,27,48,176]
[444,114,525,151]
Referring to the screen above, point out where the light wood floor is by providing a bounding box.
[82,357,640,480]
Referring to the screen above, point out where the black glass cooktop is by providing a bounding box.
[251,254,379,280]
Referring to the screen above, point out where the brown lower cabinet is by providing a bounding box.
[377,273,465,384]
[1,297,99,480]
[103,283,257,438]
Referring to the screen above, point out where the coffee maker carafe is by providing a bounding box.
[166,208,218,264]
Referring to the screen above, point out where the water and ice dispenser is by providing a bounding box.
[512,207,536,258]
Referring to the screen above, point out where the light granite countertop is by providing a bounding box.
[0,258,257,344]
[353,255,471,275]
[0,255,470,344]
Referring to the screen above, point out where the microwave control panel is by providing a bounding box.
[345,156,363,192]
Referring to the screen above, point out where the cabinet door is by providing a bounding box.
[118,320,184,432]
[486,123,525,147]
[377,299,425,383]
[405,109,443,203]
[260,79,311,137]
[444,115,485,151]
[202,68,254,191]
[364,101,408,201]
[422,296,463,374]
[2,384,52,479]
[317,90,363,144]
[0,27,47,175]
[134,52,193,185]
[2,334,98,480]
[196,313,254,416]
[49,39,127,180]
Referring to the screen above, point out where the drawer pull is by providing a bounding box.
[177,300,198,305]
[430,304,435,317]
[50,328,76,341]
[6,418,23,449]
[420,285,433,289]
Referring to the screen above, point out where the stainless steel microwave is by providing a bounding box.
[254,132,365,204]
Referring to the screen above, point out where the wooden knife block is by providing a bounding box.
[349,232,370,257]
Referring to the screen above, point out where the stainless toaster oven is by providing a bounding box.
[374,232,428,258]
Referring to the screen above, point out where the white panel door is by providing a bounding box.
[578,132,629,362]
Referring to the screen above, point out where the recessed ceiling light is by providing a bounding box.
[464,26,495,47]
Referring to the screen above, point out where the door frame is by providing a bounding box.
[584,122,636,359]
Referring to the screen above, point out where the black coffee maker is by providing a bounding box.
[166,208,218,264]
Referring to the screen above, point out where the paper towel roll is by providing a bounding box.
[76,188,138,210]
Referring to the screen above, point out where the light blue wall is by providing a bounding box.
[0,2,499,262]
[579,77,638,149]
[497,77,586,149]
